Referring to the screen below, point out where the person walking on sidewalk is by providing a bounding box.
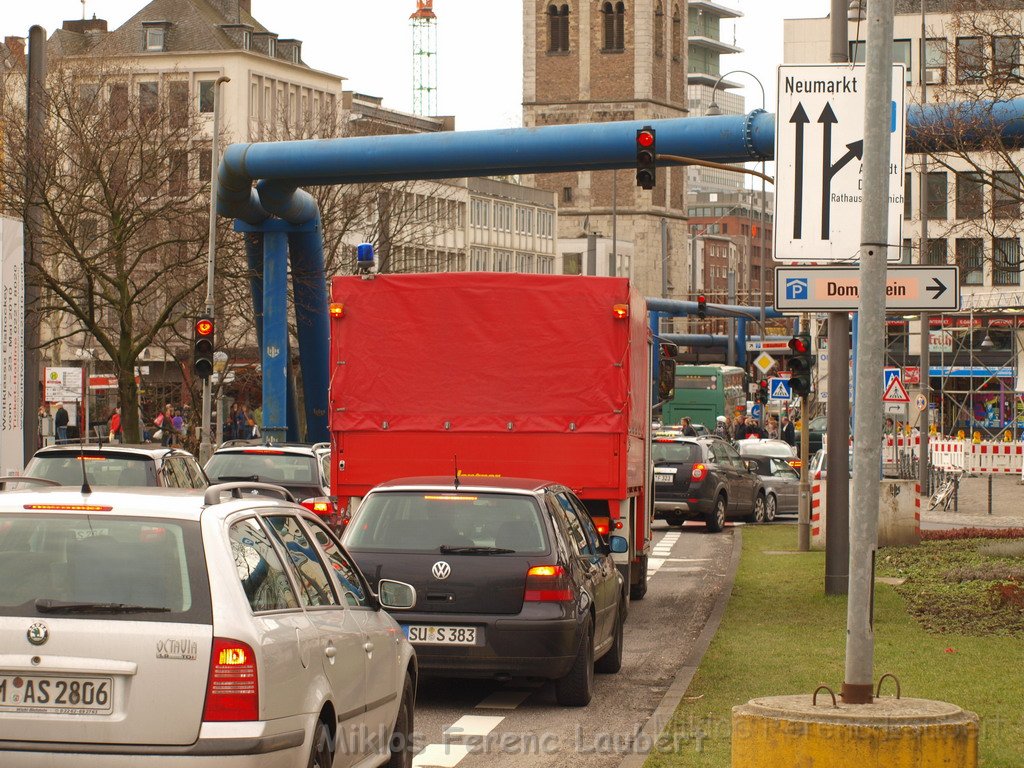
[54,402,69,443]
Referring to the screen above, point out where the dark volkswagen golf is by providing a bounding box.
[342,476,628,706]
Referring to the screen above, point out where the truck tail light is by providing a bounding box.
[691,463,708,482]
[203,638,258,722]
[592,516,610,536]
[524,565,574,602]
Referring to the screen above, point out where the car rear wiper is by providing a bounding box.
[439,545,517,554]
[34,598,170,614]
[215,475,261,482]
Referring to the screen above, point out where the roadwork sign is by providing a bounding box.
[774,266,960,311]
[773,64,905,263]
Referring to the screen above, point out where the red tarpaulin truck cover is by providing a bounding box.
[329,273,649,496]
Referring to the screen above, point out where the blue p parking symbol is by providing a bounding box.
[785,278,808,301]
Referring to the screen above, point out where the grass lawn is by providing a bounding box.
[642,525,1024,768]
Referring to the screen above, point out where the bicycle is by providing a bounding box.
[928,471,962,511]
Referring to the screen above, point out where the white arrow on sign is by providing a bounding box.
[774,64,905,263]
[774,266,960,311]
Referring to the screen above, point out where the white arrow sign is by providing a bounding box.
[773,64,905,263]
[774,266,960,311]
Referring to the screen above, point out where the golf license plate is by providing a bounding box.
[404,625,478,645]
[0,674,113,715]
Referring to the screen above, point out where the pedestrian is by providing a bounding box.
[781,415,796,446]
[234,403,249,440]
[766,417,779,440]
[54,402,69,443]
[742,417,765,440]
[172,409,184,444]
[108,406,122,443]
[680,417,698,437]
[714,415,730,440]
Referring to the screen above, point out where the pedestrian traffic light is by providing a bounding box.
[696,294,707,320]
[193,315,215,379]
[756,379,769,405]
[636,126,656,190]
[788,332,814,397]
[657,342,678,402]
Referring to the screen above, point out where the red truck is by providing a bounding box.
[328,272,655,599]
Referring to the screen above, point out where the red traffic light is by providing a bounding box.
[788,336,809,354]
[196,317,214,337]
[759,379,769,389]
[637,129,655,148]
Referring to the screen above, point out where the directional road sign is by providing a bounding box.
[774,266,960,312]
[768,378,793,401]
[774,64,906,262]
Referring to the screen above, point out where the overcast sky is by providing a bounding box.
[8,1,835,130]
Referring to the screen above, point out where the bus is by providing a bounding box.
[661,364,746,430]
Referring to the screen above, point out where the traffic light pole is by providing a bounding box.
[200,76,229,466]
[798,391,811,551]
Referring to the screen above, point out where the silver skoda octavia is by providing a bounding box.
[0,482,417,768]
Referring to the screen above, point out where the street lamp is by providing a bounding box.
[705,69,769,358]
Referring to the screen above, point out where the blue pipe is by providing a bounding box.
[646,298,784,320]
[287,224,330,443]
[737,318,747,369]
[262,231,289,444]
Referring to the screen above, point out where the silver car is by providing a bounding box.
[0,482,417,768]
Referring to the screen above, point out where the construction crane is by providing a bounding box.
[410,0,437,115]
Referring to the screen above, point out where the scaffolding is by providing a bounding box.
[410,0,437,116]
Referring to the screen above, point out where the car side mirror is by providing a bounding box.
[608,535,629,554]
[377,579,416,610]
[744,459,758,472]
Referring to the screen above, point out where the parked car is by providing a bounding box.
[652,436,767,530]
[798,415,827,454]
[736,438,801,471]
[741,455,800,519]
[205,441,343,531]
[808,447,854,478]
[0,481,417,767]
[19,444,208,489]
[342,476,628,706]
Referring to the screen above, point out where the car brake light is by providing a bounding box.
[300,498,332,515]
[524,565,574,602]
[23,504,113,512]
[242,449,284,455]
[691,463,708,482]
[203,638,258,722]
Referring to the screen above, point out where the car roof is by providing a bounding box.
[0,484,304,521]
[370,476,558,494]
[31,444,197,460]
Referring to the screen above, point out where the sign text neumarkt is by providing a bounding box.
[774,266,961,312]
[773,64,906,263]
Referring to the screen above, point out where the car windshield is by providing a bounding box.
[345,491,549,554]
[652,441,702,464]
[0,513,209,621]
[206,451,318,486]
[24,453,155,487]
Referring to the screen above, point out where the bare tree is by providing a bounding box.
[0,61,224,441]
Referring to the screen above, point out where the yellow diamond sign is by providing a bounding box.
[754,352,776,375]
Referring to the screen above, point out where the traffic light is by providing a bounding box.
[636,126,656,190]
[657,342,678,402]
[756,379,769,405]
[193,315,215,379]
[788,332,814,397]
[696,294,707,320]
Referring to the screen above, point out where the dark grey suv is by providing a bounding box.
[20,444,208,489]
[652,436,766,531]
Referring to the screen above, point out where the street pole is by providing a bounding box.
[918,0,931,499]
[24,26,46,460]
[825,0,852,595]
[798,387,811,551]
[845,0,896,705]
[199,75,230,466]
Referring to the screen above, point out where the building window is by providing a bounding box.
[672,5,681,61]
[139,82,159,123]
[993,171,1020,219]
[902,238,913,264]
[956,37,985,83]
[993,36,1022,80]
[563,253,582,275]
[924,38,947,85]
[602,2,625,52]
[955,172,983,220]
[547,5,570,53]
[168,150,188,196]
[243,30,251,50]
[562,186,574,204]
[925,238,947,266]
[198,147,212,182]
[926,171,947,219]
[957,238,984,285]
[169,81,189,129]
[654,2,664,57]
[199,80,215,113]
[993,238,1021,286]
[268,37,276,57]
[903,171,912,219]
[145,28,165,52]
[851,39,912,82]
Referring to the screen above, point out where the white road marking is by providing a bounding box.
[444,715,506,738]
[413,744,473,768]
[475,689,534,709]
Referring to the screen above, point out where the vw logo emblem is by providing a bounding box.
[27,622,49,646]
[431,561,451,580]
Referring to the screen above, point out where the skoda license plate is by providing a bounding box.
[0,674,113,715]
[404,625,478,645]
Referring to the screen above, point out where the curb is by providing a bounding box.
[617,527,744,768]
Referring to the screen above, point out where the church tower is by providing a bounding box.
[523,1,690,301]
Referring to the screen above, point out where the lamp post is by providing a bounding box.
[706,70,768,414]
[200,75,230,466]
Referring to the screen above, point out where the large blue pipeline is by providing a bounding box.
[218,99,1024,441]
